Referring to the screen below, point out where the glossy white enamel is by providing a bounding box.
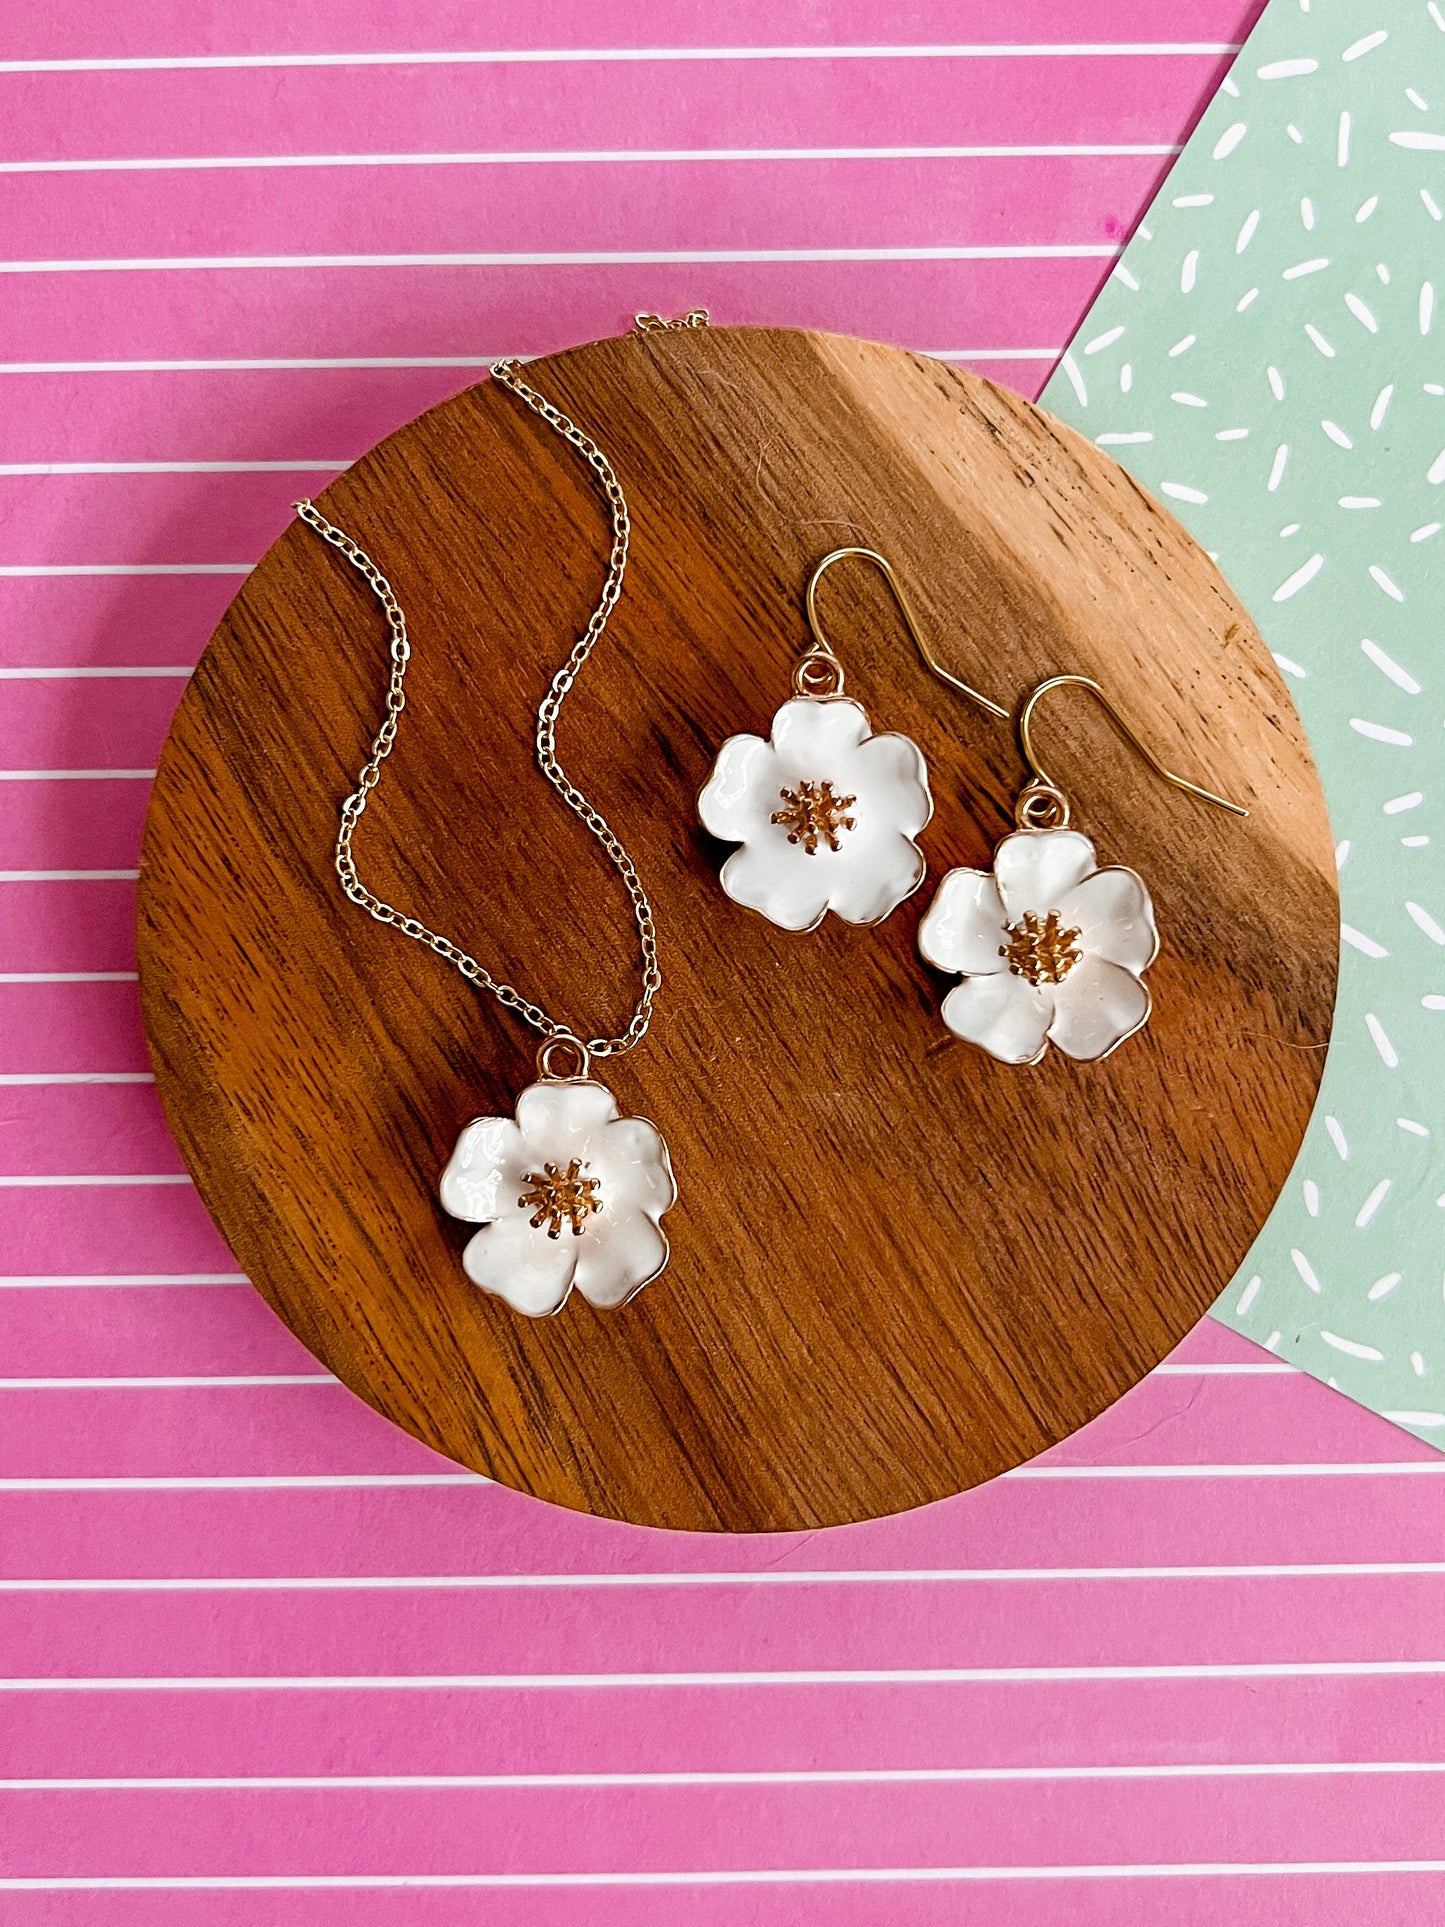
[439,1077,675,1317]
[698,695,933,932]
[919,828,1159,1065]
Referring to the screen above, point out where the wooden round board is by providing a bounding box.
[138,325,1338,1532]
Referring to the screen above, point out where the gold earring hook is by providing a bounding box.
[1014,672,1248,831]
[802,547,1008,718]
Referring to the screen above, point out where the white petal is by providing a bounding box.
[851,729,933,839]
[823,830,926,926]
[697,732,779,845]
[940,972,1054,1065]
[719,838,832,932]
[1056,865,1158,975]
[592,1114,677,1220]
[574,1209,670,1310]
[918,868,1010,976]
[439,1114,526,1224]
[1047,954,1152,1061]
[514,1079,620,1162]
[462,1213,578,1318]
[769,696,871,777]
[993,830,1099,919]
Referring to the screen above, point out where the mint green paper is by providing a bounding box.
[1040,0,1445,1440]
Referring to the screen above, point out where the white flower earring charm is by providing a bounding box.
[919,674,1248,1066]
[698,547,1007,933]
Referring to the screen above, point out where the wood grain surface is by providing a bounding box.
[137,325,1338,1532]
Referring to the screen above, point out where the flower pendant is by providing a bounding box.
[440,1069,676,1317]
[698,696,932,932]
[918,827,1158,1065]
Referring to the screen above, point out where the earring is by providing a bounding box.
[918,674,1248,1066]
[698,547,1007,933]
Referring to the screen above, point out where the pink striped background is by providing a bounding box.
[7,0,1445,1915]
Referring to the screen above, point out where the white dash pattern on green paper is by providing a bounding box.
[1041,0,1445,1444]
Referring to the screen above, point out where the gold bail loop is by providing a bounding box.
[536,1033,592,1083]
[791,647,847,699]
[1015,780,1071,832]
[805,547,1008,720]
[1016,673,1249,823]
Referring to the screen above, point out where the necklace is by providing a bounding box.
[295,359,675,1319]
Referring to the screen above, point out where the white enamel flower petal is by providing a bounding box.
[514,1077,619,1155]
[442,1079,674,1316]
[592,1114,677,1219]
[701,694,933,930]
[993,830,1100,920]
[697,732,780,843]
[461,1211,579,1318]
[852,729,934,839]
[918,867,1010,977]
[822,827,926,926]
[1056,864,1159,975]
[768,695,871,776]
[574,1210,670,1310]
[941,971,1055,1066]
[1047,953,1153,1061]
[719,838,834,932]
[438,1114,527,1224]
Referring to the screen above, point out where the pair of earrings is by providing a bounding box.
[697,547,1246,1067]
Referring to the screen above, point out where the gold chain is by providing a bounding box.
[633,308,710,332]
[294,360,662,1060]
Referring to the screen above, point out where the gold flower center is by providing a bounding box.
[1001,909,1083,986]
[518,1159,603,1239]
[772,780,856,855]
